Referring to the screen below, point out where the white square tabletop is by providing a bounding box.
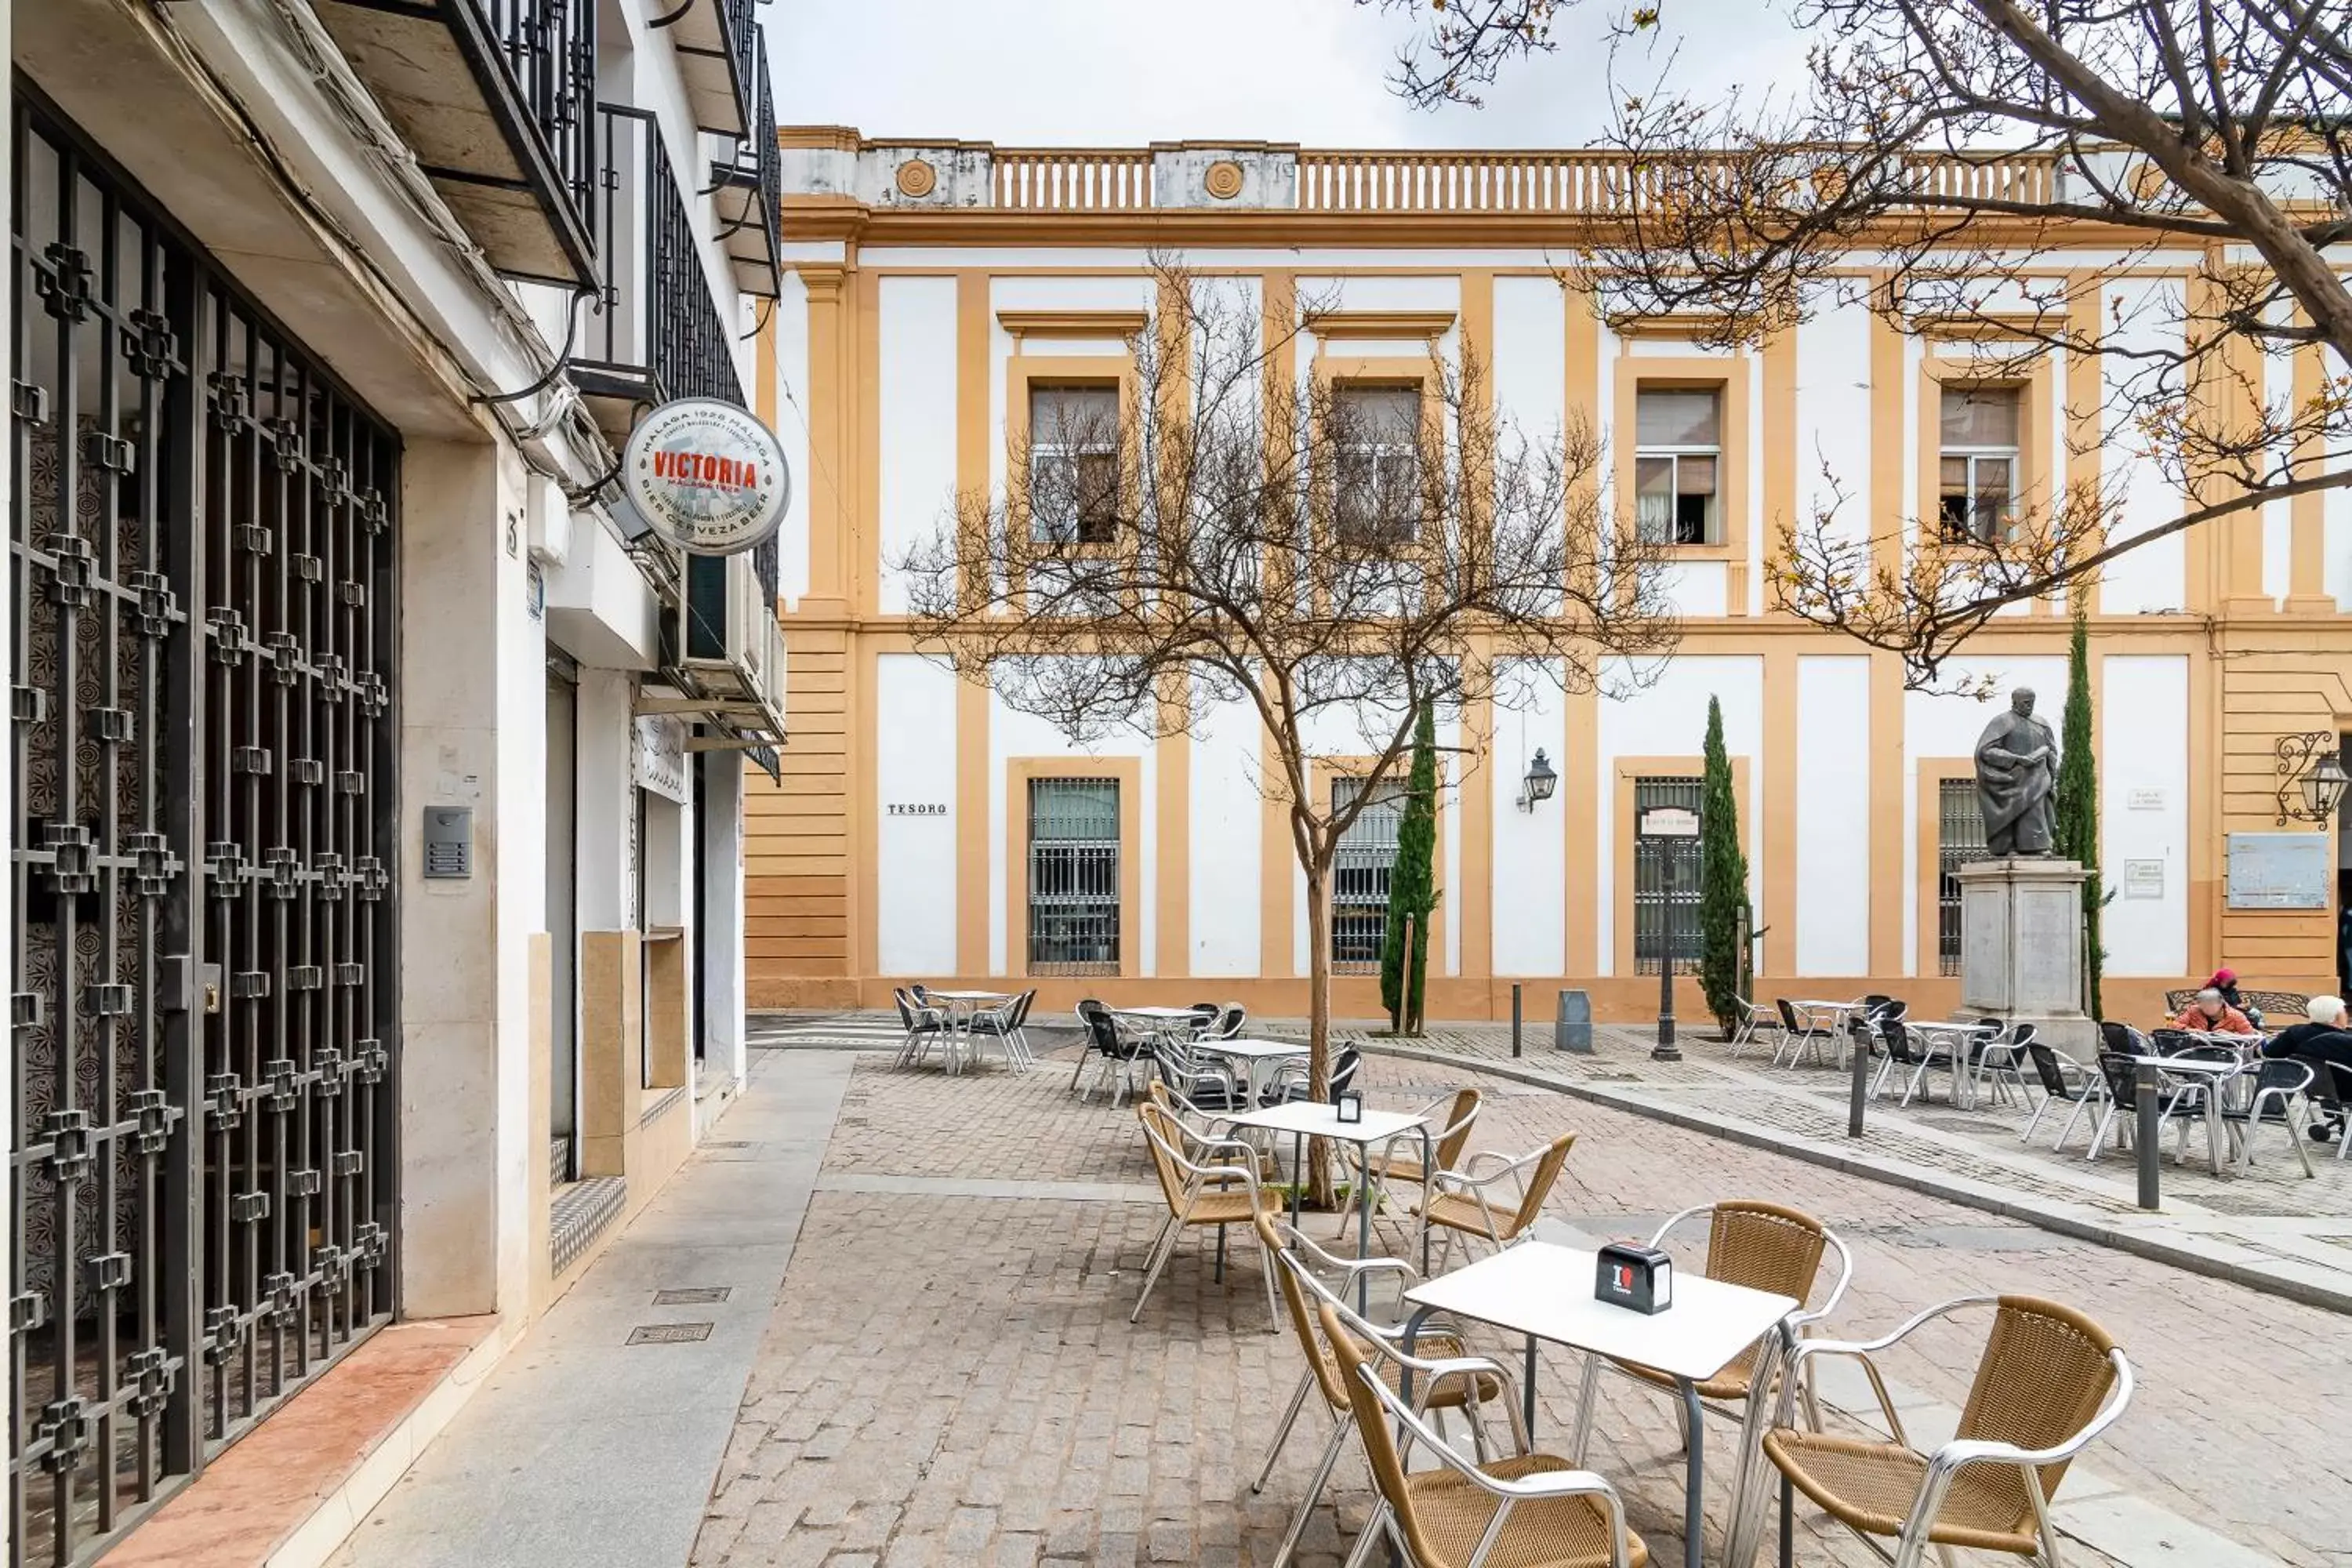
[1403,1240,1795,1382]
[1194,1037,1311,1062]
[1223,1101,1428,1145]
[927,989,1013,1001]
[1109,1005,1202,1019]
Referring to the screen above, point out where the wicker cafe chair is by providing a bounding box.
[1250,1216,1512,1568]
[1336,1086,1484,1240]
[1318,1301,1648,1568]
[1131,1101,1279,1329]
[1411,1131,1577,1269]
[1757,1295,2132,1568]
[1579,1201,1857,1461]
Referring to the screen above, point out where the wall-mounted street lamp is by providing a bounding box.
[2274,731,2350,827]
[1516,749,1558,812]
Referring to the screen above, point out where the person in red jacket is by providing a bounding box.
[2171,989,2257,1035]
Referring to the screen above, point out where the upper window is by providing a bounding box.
[1634,388,1722,546]
[1334,385,1422,546]
[1938,386,2020,543]
[1029,385,1119,545]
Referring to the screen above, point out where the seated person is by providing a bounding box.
[2263,995,2352,1144]
[2171,988,2257,1036]
[2205,967,2261,1026]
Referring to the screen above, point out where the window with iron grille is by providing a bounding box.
[1938,778,1990,976]
[1029,386,1120,544]
[1633,777,1704,975]
[1028,779,1120,973]
[1332,777,1406,972]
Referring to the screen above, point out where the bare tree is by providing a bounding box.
[1364,0,2352,687]
[898,256,1676,1196]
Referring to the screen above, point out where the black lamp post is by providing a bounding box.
[1654,851,1681,1062]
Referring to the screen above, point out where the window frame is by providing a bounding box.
[1025,382,1123,547]
[1612,754,1751,978]
[1935,383,2023,544]
[1611,360,1753,592]
[1007,757,1143,980]
[1632,385,1726,547]
[1331,382,1425,549]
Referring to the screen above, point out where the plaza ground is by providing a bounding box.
[332,1015,2348,1567]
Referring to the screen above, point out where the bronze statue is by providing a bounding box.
[1974,687,2060,857]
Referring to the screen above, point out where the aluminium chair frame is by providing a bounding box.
[1132,1103,1280,1330]
[1751,1295,2135,1568]
[1319,1301,1640,1568]
[1335,1087,1481,1242]
[1251,1221,1517,1568]
[1415,1132,1575,1270]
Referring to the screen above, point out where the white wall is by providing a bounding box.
[775,270,813,608]
[876,655,960,974]
[697,756,748,1093]
[1797,297,1875,554]
[878,276,960,613]
[1594,656,1765,975]
[1491,662,1566,975]
[1189,685,1263,976]
[2101,655,2190,976]
[2100,281,2188,612]
[1795,655,1872,975]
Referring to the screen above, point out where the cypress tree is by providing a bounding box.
[1380,702,1439,1035]
[2054,608,2103,1018]
[1698,695,1749,1036]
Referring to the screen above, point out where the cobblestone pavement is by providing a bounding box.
[697,1037,2347,1568]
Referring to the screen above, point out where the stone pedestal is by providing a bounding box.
[1955,857,2097,1059]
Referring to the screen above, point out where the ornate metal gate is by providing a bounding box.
[9,99,400,1566]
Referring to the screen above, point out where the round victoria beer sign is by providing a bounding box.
[622,397,791,555]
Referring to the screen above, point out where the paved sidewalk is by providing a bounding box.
[697,1037,2343,1566]
[330,1050,850,1568]
[1303,1018,2352,1313]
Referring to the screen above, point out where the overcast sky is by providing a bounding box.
[767,1,1810,148]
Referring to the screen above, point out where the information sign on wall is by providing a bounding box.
[2224,832,2332,909]
[2122,858,2165,900]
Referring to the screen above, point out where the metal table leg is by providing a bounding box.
[1524,1338,1538,1439]
[1290,1131,1305,1232]
[1679,1380,1705,1568]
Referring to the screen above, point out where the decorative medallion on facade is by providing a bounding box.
[895,158,938,198]
[622,397,791,556]
[1203,159,1245,200]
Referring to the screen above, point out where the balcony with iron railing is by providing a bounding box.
[711,44,784,299]
[659,0,764,139]
[571,105,748,438]
[314,0,600,287]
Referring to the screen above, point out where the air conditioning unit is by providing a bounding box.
[662,550,786,743]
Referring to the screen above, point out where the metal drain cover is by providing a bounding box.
[652,1287,732,1306]
[626,1322,714,1345]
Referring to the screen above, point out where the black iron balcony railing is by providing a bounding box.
[477,0,599,235]
[665,0,762,139]
[314,0,599,286]
[712,41,784,299]
[571,106,746,434]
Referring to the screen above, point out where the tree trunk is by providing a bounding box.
[1303,859,1338,1211]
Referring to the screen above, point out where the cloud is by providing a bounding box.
[768,0,1811,147]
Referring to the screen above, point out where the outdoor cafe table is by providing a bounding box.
[1898,1018,1996,1108]
[2125,1052,2243,1176]
[1221,1098,1432,1302]
[924,989,1014,1073]
[1400,1239,1797,1568]
[1192,1036,1307,1098]
[1790,998,1864,1062]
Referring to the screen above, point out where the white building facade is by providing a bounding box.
[3,2,784,1561]
[752,133,2352,1025]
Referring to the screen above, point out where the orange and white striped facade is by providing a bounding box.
[746,131,2352,1022]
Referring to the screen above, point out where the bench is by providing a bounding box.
[2161,987,2310,1019]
